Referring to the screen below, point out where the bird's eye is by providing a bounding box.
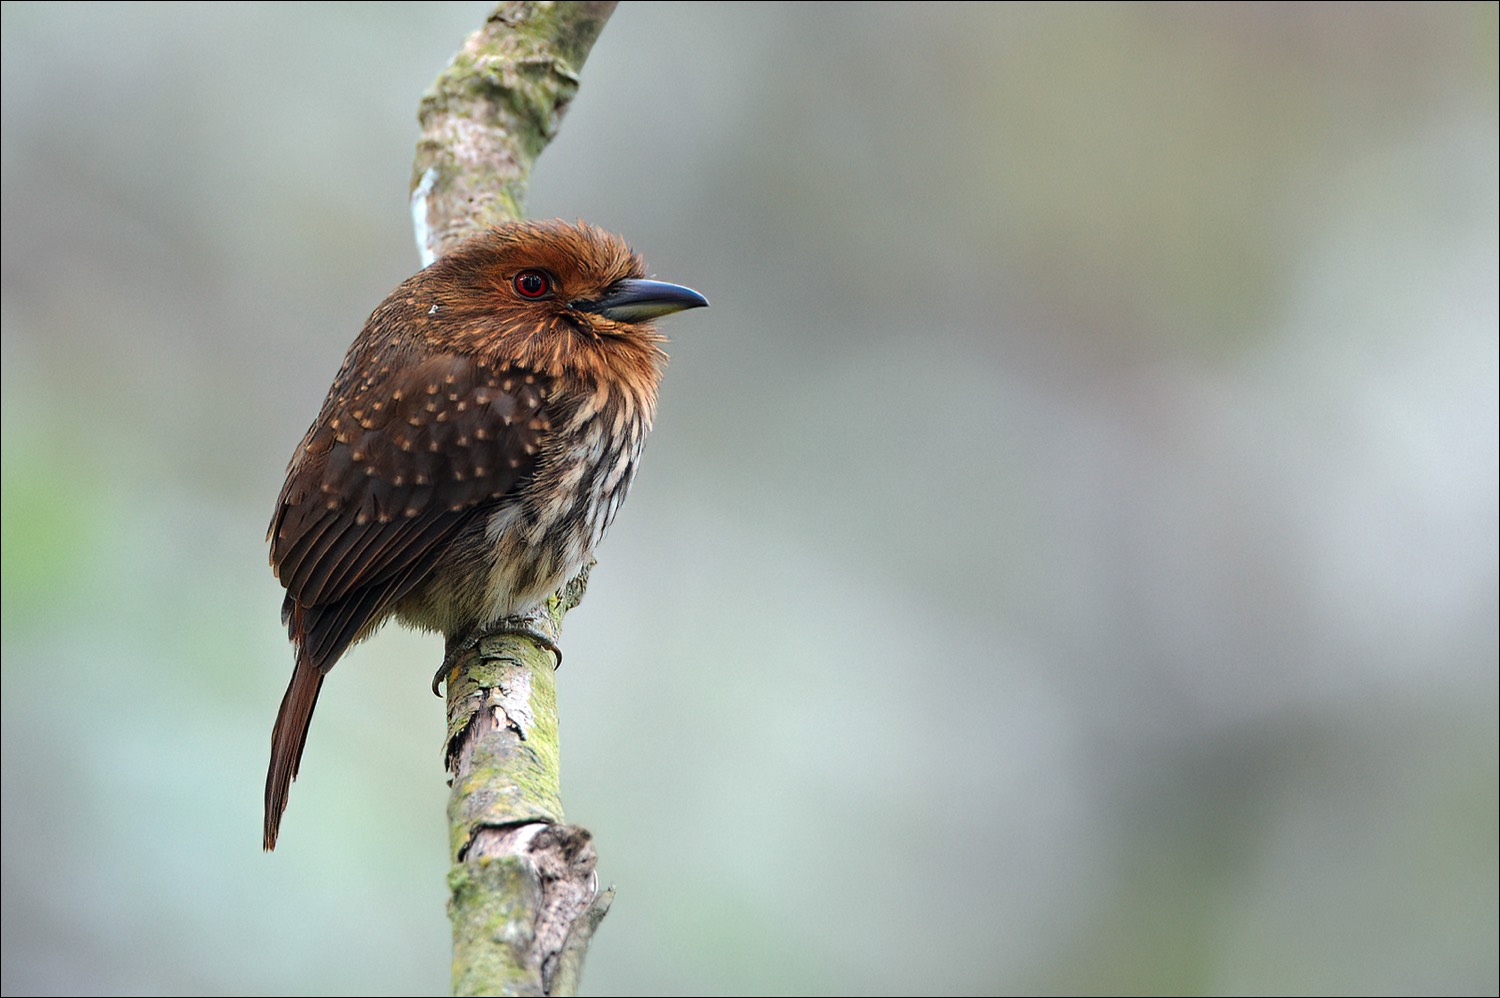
[513,269,553,299]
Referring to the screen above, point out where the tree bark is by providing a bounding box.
[412,4,618,994]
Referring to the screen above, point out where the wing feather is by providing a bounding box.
[269,351,549,673]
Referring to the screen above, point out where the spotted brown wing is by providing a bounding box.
[269,350,548,673]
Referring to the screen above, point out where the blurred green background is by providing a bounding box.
[3,3,1496,995]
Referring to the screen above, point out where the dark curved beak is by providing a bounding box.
[573,278,709,323]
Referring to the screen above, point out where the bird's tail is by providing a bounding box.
[264,649,324,851]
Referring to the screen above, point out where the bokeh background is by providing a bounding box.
[3,3,1496,994]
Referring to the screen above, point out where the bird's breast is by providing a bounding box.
[478,384,651,618]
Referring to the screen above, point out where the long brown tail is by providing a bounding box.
[264,652,324,850]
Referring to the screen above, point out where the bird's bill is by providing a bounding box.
[574,278,709,323]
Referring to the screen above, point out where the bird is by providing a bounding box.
[263,219,707,850]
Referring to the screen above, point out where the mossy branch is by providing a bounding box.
[413,0,615,263]
[412,3,618,994]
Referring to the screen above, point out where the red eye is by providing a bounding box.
[513,269,552,299]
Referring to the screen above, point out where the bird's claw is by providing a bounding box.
[432,615,563,696]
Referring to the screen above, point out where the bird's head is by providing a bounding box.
[401,219,707,381]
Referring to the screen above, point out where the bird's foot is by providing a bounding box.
[432,610,563,695]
